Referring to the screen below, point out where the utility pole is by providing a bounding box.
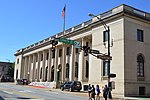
[89,13,112,99]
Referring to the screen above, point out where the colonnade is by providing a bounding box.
[15,38,90,84]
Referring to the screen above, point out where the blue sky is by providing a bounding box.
[0,0,150,62]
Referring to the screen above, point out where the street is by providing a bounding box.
[0,83,87,100]
[0,83,150,100]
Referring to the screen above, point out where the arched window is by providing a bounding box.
[40,68,42,79]
[86,60,89,78]
[66,63,69,78]
[45,66,48,81]
[51,65,54,82]
[103,61,110,76]
[16,69,18,79]
[137,54,144,77]
[75,62,78,78]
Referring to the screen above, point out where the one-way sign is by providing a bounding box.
[90,50,100,54]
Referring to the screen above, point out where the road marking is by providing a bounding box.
[19,90,33,93]
[3,90,13,94]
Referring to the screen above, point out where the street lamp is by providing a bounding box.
[27,72,30,81]
[88,13,112,98]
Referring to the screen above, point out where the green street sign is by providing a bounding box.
[59,38,74,45]
[59,38,81,48]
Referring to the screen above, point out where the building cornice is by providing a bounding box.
[14,4,150,56]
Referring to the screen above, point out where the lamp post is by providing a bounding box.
[88,13,112,98]
[27,72,30,81]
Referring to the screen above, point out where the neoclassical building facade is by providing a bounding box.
[14,4,150,97]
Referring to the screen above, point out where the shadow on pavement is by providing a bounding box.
[0,96,4,100]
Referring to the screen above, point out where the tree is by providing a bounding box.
[6,62,15,78]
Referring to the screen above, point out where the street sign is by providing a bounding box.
[59,38,81,48]
[59,38,74,45]
[74,41,81,48]
[108,73,116,78]
[90,50,100,54]
[97,55,112,60]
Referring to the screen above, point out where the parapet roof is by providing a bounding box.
[15,4,150,56]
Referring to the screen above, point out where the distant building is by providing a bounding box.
[0,61,13,81]
[14,4,150,97]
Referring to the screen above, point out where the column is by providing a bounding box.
[61,45,66,82]
[48,49,52,82]
[70,45,75,81]
[23,56,27,78]
[24,56,28,79]
[28,55,31,81]
[54,47,58,82]
[20,56,25,79]
[42,51,46,81]
[78,38,85,81]
[32,54,36,81]
[37,52,41,81]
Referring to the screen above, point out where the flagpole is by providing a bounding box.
[63,11,65,33]
[62,5,66,35]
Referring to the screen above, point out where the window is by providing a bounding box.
[66,47,70,55]
[103,30,109,42]
[51,66,54,81]
[75,48,79,54]
[103,61,110,76]
[59,49,62,57]
[52,50,55,58]
[86,42,89,46]
[41,54,43,61]
[137,29,144,42]
[45,66,48,81]
[85,60,89,78]
[2,66,5,71]
[36,55,38,62]
[17,59,19,64]
[75,62,78,78]
[137,54,144,77]
[46,53,49,60]
[139,87,145,95]
[35,69,37,79]
[16,69,18,79]
[40,68,42,79]
[66,63,69,78]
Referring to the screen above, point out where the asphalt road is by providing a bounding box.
[0,83,150,100]
[0,82,88,100]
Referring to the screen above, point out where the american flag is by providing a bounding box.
[62,5,66,19]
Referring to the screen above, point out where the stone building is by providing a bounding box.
[0,61,13,81]
[14,4,150,97]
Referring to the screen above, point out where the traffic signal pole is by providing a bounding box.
[89,13,112,99]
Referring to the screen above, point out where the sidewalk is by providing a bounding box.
[27,85,150,100]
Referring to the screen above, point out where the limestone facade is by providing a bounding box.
[14,4,150,97]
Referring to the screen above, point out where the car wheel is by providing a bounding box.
[78,90,80,92]
[61,87,64,91]
[69,87,72,92]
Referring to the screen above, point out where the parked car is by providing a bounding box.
[16,79,28,85]
[60,81,82,92]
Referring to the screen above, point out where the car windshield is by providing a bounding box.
[67,81,72,84]
[74,81,81,85]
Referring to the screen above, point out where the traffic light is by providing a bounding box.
[82,46,90,56]
[50,39,58,52]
